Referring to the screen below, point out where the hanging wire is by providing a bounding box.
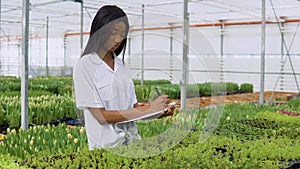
[84,7,93,19]
[268,0,300,103]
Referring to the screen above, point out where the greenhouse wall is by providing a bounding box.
[0,21,299,92]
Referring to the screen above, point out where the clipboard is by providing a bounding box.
[116,111,162,124]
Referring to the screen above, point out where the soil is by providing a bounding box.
[170,91,299,109]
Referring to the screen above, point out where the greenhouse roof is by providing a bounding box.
[1,0,300,38]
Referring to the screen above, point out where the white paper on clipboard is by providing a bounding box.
[116,102,176,124]
[116,111,162,124]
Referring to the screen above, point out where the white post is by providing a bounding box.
[260,0,266,104]
[46,16,49,77]
[181,0,189,109]
[21,0,30,130]
[141,4,145,85]
[80,1,83,50]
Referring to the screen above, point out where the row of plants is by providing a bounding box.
[0,94,76,128]
[1,91,297,131]
[135,82,253,102]
[133,79,172,85]
[0,124,87,160]
[0,101,299,168]
[0,76,254,128]
[0,76,253,101]
[11,134,300,169]
[0,76,172,95]
[0,87,297,130]
[0,76,73,95]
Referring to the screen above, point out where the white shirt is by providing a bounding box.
[73,52,140,150]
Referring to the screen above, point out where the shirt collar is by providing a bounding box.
[114,54,123,72]
[89,52,122,65]
[89,52,102,65]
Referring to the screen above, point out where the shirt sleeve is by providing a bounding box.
[73,57,104,110]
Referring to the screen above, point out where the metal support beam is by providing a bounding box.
[260,0,266,104]
[280,22,284,91]
[21,0,30,130]
[63,35,66,76]
[169,23,174,83]
[141,4,145,86]
[18,43,21,77]
[0,0,1,36]
[128,35,131,65]
[220,20,224,82]
[0,0,2,74]
[31,0,78,7]
[46,16,49,77]
[80,0,83,50]
[181,0,189,109]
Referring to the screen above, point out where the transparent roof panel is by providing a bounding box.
[1,0,300,37]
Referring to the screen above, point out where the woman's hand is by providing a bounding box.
[147,95,169,114]
[158,101,176,119]
[137,95,176,119]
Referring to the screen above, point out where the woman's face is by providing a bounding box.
[103,22,127,53]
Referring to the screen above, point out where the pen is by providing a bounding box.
[155,88,161,96]
[155,88,168,112]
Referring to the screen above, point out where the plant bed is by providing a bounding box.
[17,131,300,169]
[170,91,299,108]
[50,117,82,126]
[0,96,300,168]
[278,110,300,116]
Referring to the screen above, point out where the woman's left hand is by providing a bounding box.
[158,103,176,118]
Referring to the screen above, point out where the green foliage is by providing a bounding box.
[58,84,74,95]
[0,76,21,92]
[0,75,73,95]
[134,82,245,101]
[287,98,300,108]
[255,111,300,127]
[226,82,239,92]
[19,131,300,169]
[1,90,53,97]
[0,76,75,127]
[0,103,299,168]
[1,76,299,168]
[0,154,29,169]
[135,84,181,101]
[186,84,200,97]
[135,85,151,102]
[0,123,88,160]
[239,83,253,93]
[210,82,227,95]
[133,79,171,85]
[0,94,76,127]
[149,84,180,100]
[0,104,6,126]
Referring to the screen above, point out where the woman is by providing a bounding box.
[73,5,175,150]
